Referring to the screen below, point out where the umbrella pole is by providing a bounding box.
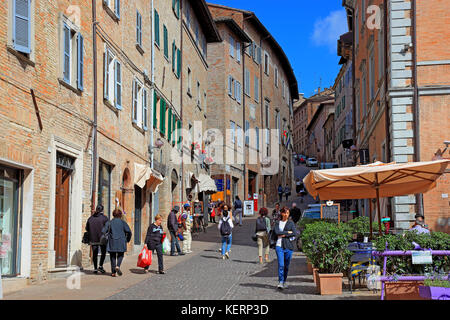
[369,199,373,241]
[376,189,383,236]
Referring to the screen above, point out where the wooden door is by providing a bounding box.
[55,167,70,268]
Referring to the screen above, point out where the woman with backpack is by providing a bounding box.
[255,207,271,264]
[102,208,132,277]
[274,207,298,290]
[218,204,234,260]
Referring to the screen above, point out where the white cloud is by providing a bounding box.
[311,10,348,53]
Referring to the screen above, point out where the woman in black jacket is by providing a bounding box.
[102,209,132,277]
[144,214,165,274]
[273,207,298,290]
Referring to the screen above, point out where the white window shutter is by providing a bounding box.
[114,60,122,109]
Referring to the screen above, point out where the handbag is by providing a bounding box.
[82,231,90,244]
[269,230,277,249]
[99,222,111,246]
[251,233,258,242]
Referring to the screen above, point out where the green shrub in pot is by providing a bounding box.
[374,231,450,275]
[301,221,353,274]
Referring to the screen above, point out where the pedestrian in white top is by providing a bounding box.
[273,207,298,290]
[218,204,234,260]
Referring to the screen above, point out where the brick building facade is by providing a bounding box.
[343,0,450,231]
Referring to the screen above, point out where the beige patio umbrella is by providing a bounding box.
[303,159,450,236]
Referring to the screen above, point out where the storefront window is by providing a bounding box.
[0,166,21,276]
[98,162,111,218]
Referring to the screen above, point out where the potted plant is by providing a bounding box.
[301,221,353,295]
[419,275,450,300]
[375,231,450,300]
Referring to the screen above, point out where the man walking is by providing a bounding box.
[233,196,243,226]
[85,204,109,274]
[167,206,185,256]
[277,185,284,203]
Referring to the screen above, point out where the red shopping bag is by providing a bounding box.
[137,247,152,268]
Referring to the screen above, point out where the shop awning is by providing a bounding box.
[134,163,164,192]
[198,173,218,194]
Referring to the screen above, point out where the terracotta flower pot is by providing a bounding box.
[317,273,343,295]
[385,281,425,300]
[313,268,319,284]
[307,261,313,274]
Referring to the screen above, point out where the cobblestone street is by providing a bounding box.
[108,214,378,300]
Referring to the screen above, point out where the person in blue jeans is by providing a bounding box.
[218,204,234,260]
[273,207,298,290]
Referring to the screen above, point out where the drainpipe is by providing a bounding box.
[411,0,424,216]
[90,0,98,214]
[151,0,154,171]
[180,0,184,203]
[242,39,247,202]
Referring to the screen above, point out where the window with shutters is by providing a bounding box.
[274,66,279,87]
[255,126,260,151]
[187,67,192,96]
[245,121,250,146]
[103,47,122,109]
[60,16,84,92]
[237,125,242,148]
[172,0,180,19]
[160,98,167,136]
[229,35,235,58]
[136,10,143,51]
[235,81,241,104]
[254,76,259,102]
[11,0,33,56]
[228,75,234,98]
[230,121,235,144]
[236,42,241,63]
[163,25,168,59]
[103,0,120,20]
[154,9,160,47]
[244,69,250,97]
[197,81,201,108]
[132,78,148,131]
[264,52,270,75]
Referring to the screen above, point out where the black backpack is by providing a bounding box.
[220,217,232,236]
[256,217,267,232]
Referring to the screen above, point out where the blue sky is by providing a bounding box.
[208,0,349,98]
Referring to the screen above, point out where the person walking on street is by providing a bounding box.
[168,206,185,256]
[271,203,281,227]
[277,185,284,203]
[102,209,132,277]
[274,207,298,289]
[284,184,291,201]
[290,203,302,224]
[182,204,193,254]
[218,204,234,260]
[85,204,109,274]
[255,207,271,264]
[233,196,243,226]
[144,214,165,274]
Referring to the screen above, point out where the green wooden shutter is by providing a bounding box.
[168,108,173,141]
[153,90,157,128]
[160,98,166,135]
[163,25,168,58]
[176,48,181,78]
[172,41,176,72]
[154,10,160,46]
